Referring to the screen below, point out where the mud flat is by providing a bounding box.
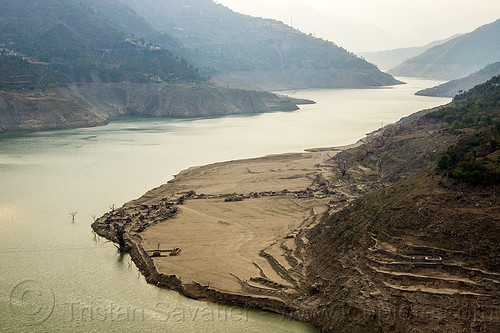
[91,141,369,322]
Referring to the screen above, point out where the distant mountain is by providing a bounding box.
[388,19,500,80]
[358,35,461,71]
[0,0,310,132]
[212,1,405,53]
[120,0,401,90]
[416,62,500,97]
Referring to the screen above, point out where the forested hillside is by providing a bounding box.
[121,0,401,90]
[0,0,200,86]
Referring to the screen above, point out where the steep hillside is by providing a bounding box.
[358,35,460,71]
[0,0,200,84]
[120,0,401,90]
[0,0,311,132]
[301,76,500,332]
[81,0,183,52]
[388,19,500,80]
[416,62,500,97]
[0,53,70,90]
[306,171,499,332]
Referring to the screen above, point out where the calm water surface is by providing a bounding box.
[0,78,450,332]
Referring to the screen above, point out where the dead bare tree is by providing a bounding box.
[334,154,352,178]
[70,211,77,223]
[92,230,102,244]
[113,223,127,252]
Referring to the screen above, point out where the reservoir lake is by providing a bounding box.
[0,78,450,332]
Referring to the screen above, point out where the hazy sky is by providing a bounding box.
[216,0,500,52]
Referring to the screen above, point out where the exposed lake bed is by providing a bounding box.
[0,78,450,332]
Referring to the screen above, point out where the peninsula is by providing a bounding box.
[93,76,500,333]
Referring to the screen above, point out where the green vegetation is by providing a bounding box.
[0,53,69,90]
[0,0,399,90]
[426,75,500,130]
[429,76,500,184]
[82,0,182,52]
[0,0,202,88]
[439,125,500,184]
[126,0,364,72]
[121,0,400,87]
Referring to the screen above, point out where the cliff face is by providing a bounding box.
[68,83,312,118]
[0,91,107,132]
[0,83,313,132]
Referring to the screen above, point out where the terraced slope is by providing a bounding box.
[301,77,500,331]
[305,168,499,332]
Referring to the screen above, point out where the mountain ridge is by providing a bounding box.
[358,34,461,71]
[0,0,313,132]
[120,0,402,90]
[388,19,500,80]
[416,62,500,97]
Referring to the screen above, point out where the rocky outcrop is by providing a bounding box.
[0,83,313,132]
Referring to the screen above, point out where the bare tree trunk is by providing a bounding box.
[114,223,127,252]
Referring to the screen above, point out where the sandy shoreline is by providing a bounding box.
[91,137,370,323]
